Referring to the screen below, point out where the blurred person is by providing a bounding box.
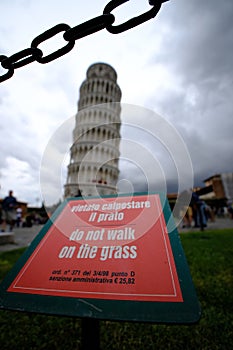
[1,190,17,232]
[181,205,192,228]
[228,202,233,219]
[16,207,22,227]
[190,192,207,230]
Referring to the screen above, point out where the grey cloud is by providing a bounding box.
[144,0,233,188]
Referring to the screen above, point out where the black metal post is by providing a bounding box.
[81,318,100,350]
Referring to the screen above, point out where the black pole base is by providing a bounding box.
[81,318,100,350]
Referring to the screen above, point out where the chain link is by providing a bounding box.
[0,0,169,83]
[103,0,164,34]
[63,14,115,42]
[31,23,75,64]
[1,48,43,69]
[0,55,14,81]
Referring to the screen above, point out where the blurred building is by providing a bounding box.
[64,63,122,198]
[168,173,233,210]
[195,173,233,205]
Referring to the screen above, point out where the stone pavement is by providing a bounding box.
[0,218,233,253]
[0,225,43,253]
[178,216,233,232]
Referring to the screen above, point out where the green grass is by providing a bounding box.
[0,229,233,349]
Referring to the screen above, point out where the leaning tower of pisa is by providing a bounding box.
[64,62,122,198]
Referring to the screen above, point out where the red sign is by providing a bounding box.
[8,194,183,302]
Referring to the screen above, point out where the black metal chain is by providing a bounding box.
[0,0,169,83]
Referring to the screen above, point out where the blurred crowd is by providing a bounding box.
[0,190,47,233]
[180,192,233,230]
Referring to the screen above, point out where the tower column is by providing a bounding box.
[64,63,122,198]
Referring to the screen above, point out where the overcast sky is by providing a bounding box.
[0,0,233,206]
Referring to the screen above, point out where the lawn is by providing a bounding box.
[0,229,232,349]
